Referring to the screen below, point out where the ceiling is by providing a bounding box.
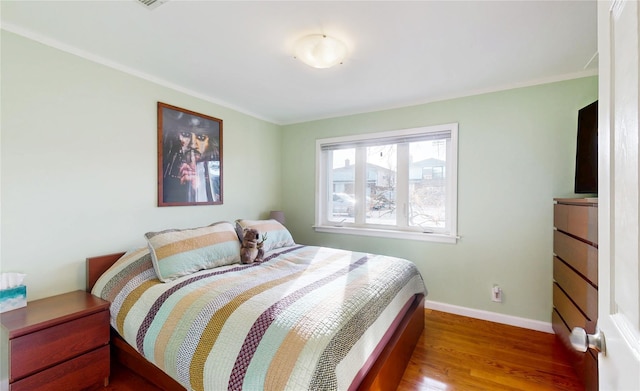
[1,0,598,125]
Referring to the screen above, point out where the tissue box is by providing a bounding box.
[0,285,27,313]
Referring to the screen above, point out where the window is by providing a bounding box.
[315,123,458,243]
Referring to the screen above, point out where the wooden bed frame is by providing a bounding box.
[86,252,425,391]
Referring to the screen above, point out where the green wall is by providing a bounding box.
[281,77,598,322]
[1,29,598,324]
[1,31,282,300]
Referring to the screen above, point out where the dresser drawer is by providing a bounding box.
[553,230,598,285]
[10,345,109,391]
[554,203,598,244]
[551,310,599,391]
[9,309,109,381]
[553,283,596,333]
[553,257,597,320]
[552,198,598,391]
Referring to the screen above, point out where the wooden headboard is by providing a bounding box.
[86,251,126,292]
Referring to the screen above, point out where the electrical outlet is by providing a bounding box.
[492,285,503,303]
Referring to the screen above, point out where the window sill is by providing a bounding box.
[313,225,459,244]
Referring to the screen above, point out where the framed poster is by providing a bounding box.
[157,102,223,206]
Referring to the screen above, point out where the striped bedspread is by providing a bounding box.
[92,245,426,391]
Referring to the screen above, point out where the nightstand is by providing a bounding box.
[1,290,110,391]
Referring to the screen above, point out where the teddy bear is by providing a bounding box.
[240,228,267,264]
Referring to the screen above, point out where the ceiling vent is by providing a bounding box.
[136,0,167,10]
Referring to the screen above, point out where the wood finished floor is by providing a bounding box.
[104,309,583,391]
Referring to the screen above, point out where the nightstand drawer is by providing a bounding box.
[10,309,109,381]
[10,345,109,391]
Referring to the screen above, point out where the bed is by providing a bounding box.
[86,220,426,391]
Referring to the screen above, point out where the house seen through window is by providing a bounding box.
[315,123,458,243]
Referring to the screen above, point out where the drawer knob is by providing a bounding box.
[570,326,606,356]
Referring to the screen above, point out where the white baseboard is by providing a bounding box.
[425,300,554,334]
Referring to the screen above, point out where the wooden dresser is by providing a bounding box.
[0,290,110,391]
[552,198,598,391]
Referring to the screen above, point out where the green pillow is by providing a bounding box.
[145,221,241,282]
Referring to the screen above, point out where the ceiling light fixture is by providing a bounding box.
[294,34,347,69]
[136,0,168,9]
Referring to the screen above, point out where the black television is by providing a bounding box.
[574,100,598,194]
